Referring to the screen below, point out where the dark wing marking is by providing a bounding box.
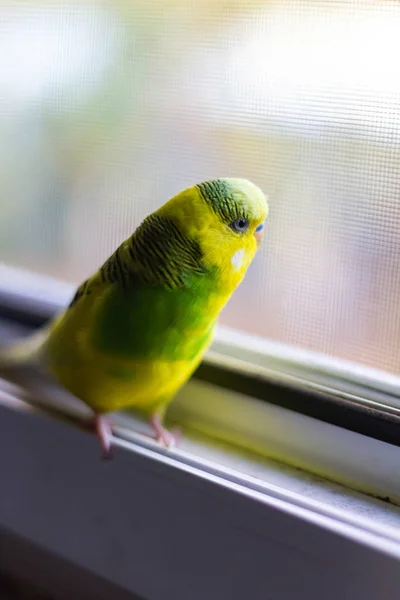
[100,244,130,287]
[129,214,205,289]
[68,278,90,308]
[70,214,205,303]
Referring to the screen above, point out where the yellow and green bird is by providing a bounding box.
[0,178,268,457]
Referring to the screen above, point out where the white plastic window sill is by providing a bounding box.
[2,378,400,600]
[2,373,400,540]
[2,264,400,599]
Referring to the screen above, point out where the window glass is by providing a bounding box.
[1,1,400,373]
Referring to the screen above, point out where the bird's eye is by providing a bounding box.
[230,218,249,233]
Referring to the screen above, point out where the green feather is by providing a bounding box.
[196,179,247,224]
[91,272,217,361]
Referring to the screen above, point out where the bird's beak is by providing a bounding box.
[255,223,264,247]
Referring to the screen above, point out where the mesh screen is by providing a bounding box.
[1,1,400,372]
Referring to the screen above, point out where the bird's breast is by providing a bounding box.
[91,277,224,362]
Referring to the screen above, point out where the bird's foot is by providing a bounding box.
[92,415,114,460]
[149,414,181,448]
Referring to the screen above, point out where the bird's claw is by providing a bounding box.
[92,415,114,460]
[149,414,181,449]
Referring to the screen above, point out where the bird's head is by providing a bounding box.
[157,178,268,288]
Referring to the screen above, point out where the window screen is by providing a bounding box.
[1,1,400,373]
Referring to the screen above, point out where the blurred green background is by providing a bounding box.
[2,0,400,373]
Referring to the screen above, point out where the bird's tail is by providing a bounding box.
[0,327,48,372]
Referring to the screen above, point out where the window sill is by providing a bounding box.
[2,264,400,598]
[0,384,400,600]
[2,394,400,600]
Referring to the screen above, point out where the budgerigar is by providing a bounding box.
[0,178,268,457]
